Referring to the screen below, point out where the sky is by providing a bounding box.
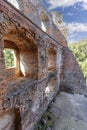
[42,0,87,43]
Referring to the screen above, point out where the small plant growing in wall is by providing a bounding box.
[35,111,56,130]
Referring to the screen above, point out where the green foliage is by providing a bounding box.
[35,111,56,130]
[69,39,87,78]
[3,49,15,68]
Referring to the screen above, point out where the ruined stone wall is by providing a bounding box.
[6,0,67,46]
[2,73,58,130]
[7,0,41,27]
[51,11,68,39]
[0,37,62,130]
[0,35,8,114]
[0,1,64,129]
[60,47,86,94]
[0,1,86,130]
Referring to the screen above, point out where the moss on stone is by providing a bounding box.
[35,111,56,130]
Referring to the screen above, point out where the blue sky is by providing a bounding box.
[42,0,87,43]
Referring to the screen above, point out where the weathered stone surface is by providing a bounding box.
[50,92,87,130]
[0,0,86,130]
[5,0,67,46]
[51,11,68,38]
[60,48,86,95]
[0,110,15,130]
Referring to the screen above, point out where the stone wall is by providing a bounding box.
[5,0,67,46]
[60,47,86,94]
[0,1,86,130]
[51,11,68,38]
[0,35,8,113]
[0,110,15,130]
[2,73,58,130]
[0,1,64,129]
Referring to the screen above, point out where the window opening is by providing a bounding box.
[3,49,16,69]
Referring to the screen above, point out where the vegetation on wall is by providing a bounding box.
[69,39,87,79]
[3,49,15,68]
[35,111,56,130]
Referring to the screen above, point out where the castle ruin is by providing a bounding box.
[0,0,86,130]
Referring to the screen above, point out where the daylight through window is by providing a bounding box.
[3,49,16,69]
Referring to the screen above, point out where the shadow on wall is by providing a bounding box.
[0,108,21,130]
[14,108,22,130]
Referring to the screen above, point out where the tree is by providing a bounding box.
[69,39,87,79]
[3,49,15,68]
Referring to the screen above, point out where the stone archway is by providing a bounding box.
[40,11,50,33]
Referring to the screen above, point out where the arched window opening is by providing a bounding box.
[48,48,57,72]
[3,40,20,79]
[40,11,50,32]
[7,0,19,9]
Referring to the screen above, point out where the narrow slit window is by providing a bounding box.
[3,49,16,69]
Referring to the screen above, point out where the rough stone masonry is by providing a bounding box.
[0,0,86,130]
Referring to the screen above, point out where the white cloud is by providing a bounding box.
[67,12,73,16]
[66,22,87,42]
[68,39,76,43]
[48,0,87,10]
[67,22,87,33]
[67,32,78,43]
[82,2,87,9]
